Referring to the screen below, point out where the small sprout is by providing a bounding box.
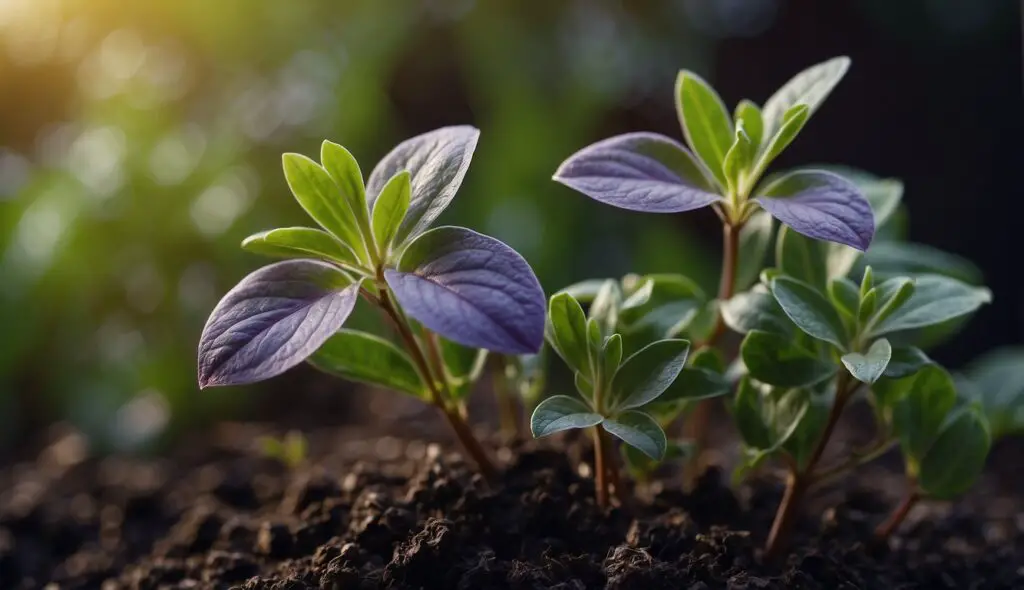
[260,430,309,469]
[198,128,548,479]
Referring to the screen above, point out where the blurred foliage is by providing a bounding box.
[0,0,1016,453]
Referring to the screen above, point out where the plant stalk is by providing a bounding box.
[378,289,498,480]
[763,371,855,561]
[874,487,920,542]
[592,426,609,508]
[492,357,522,439]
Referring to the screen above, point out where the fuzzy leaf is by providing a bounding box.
[827,277,860,319]
[841,338,892,385]
[602,410,667,461]
[198,260,360,388]
[531,395,603,437]
[366,126,479,244]
[770,276,847,348]
[756,170,874,251]
[241,227,359,266]
[870,275,991,337]
[386,226,545,354]
[553,132,722,213]
[741,330,837,388]
[309,329,425,399]
[761,56,850,143]
[547,292,592,377]
[918,406,991,500]
[721,286,794,336]
[609,339,691,411]
[891,365,957,463]
[371,171,412,253]
[282,153,367,260]
[675,71,734,187]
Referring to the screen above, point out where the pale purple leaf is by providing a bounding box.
[198,260,360,388]
[553,132,722,213]
[366,126,479,245]
[385,226,545,354]
[755,170,874,251]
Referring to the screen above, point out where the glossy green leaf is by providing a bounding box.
[867,277,914,328]
[884,346,933,379]
[309,329,425,399]
[241,227,359,267]
[721,286,794,336]
[547,293,592,377]
[753,104,809,179]
[530,395,603,437]
[891,365,957,463]
[321,140,369,224]
[761,56,850,143]
[870,275,991,337]
[736,211,774,291]
[841,338,892,384]
[734,99,763,149]
[770,277,847,348]
[857,288,878,326]
[610,339,690,411]
[741,330,837,387]
[918,406,991,500]
[602,410,667,460]
[282,153,367,261]
[675,70,733,187]
[371,171,411,253]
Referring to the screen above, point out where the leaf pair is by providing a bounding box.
[554,57,876,252]
[198,128,547,391]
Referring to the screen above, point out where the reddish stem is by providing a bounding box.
[874,488,921,542]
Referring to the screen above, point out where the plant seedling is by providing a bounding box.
[197,127,547,479]
[259,430,309,469]
[546,56,999,559]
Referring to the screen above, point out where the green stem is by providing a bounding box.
[378,289,497,480]
[809,438,897,491]
[591,426,609,508]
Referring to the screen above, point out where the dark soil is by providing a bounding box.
[2,422,1023,590]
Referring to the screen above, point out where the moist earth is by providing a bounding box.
[1,424,1022,589]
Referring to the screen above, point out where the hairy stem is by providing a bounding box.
[683,221,742,486]
[378,290,497,480]
[764,371,856,561]
[592,427,609,508]
[874,487,920,542]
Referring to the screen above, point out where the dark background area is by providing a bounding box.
[0,0,1020,457]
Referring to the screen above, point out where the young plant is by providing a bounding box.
[553,56,870,459]
[259,430,309,469]
[196,127,547,479]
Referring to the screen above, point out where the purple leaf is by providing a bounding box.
[755,170,874,251]
[553,132,723,213]
[198,260,360,388]
[384,226,545,354]
[366,126,479,245]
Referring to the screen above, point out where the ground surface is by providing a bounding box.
[1,422,1023,589]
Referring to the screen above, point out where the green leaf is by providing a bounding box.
[752,105,809,179]
[657,366,731,404]
[734,99,763,148]
[575,372,595,401]
[857,288,878,326]
[884,346,933,379]
[690,346,726,373]
[321,140,369,224]
[241,227,360,267]
[546,293,591,377]
[620,277,654,311]
[602,410,667,460]
[870,275,992,337]
[620,273,706,340]
[867,277,914,328]
[586,318,603,368]
[891,365,957,464]
[610,339,690,411]
[918,406,991,500]
[724,122,755,193]
[309,329,426,400]
[733,376,773,450]
[781,386,829,470]
[282,153,367,261]
[589,279,621,336]
[761,56,850,144]
[860,266,875,298]
[776,224,827,289]
[675,70,734,187]
[602,334,623,382]
[741,330,837,388]
[721,286,794,336]
[556,279,607,303]
[827,277,860,319]
[371,171,411,254]
[530,395,603,437]
[862,241,983,285]
[770,277,847,348]
[841,338,892,384]
[438,337,488,401]
[958,348,1024,439]
[736,211,774,291]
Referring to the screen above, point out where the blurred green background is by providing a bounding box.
[0,0,1019,455]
